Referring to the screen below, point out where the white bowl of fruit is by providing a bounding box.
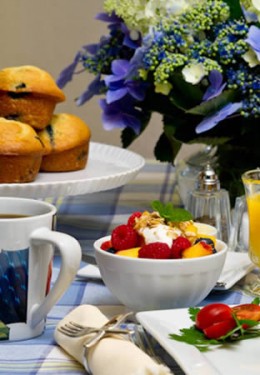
[94,201,228,311]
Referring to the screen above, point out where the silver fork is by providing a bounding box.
[58,312,132,338]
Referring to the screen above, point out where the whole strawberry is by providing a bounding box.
[171,236,191,259]
[111,224,138,250]
[139,242,172,259]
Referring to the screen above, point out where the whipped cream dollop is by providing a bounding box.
[134,210,198,247]
[138,224,182,247]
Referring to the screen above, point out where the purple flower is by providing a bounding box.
[96,12,141,50]
[196,102,242,134]
[121,23,141,49]
[104,59,147,104]
[100,98,141,134]
[95,12,121,23]
[76,75,105,106]
[203,70,226,101]
[245,25,260,61]
[56,52,81,88]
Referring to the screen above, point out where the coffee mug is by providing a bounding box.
[0,197,81,341]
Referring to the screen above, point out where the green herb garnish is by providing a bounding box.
[170,325,220,352]
[169,303,260,352]
[151,201,193,222]
[251,297,260,305]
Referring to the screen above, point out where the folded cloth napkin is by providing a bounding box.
[54,305,172,375]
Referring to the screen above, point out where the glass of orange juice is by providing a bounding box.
[242,168,260,294]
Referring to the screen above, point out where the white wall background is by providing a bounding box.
[0,0,200,160]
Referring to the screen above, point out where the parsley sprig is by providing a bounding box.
[169,298,260,352]
[151,201,193,222]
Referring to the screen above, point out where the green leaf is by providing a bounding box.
[121,127,137,148]
[162,112,212,145]
[142,90,181,117]
[0,321,10,340]
[151,200,193,222]
[121,110,152,148]
[169,73,203,110]
[154,132,182,163]
[189,307,200,322]
[186,90,238,117]
[169,326,220,352]
[251,297,260,305]
[222,0,244,19]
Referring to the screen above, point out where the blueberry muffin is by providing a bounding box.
[0,118,44,183]
[0,65,65,130]
[38,113,91,172]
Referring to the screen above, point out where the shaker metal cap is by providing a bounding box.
[196,163,220,192]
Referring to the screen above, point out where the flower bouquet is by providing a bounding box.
[57,0,260,204]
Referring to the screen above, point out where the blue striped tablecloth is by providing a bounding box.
[0,160,255,374]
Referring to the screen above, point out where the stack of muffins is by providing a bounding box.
[0,65,91,183]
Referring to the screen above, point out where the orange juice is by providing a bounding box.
[246,192,260,266]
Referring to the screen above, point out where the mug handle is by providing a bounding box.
[28,227,81,328]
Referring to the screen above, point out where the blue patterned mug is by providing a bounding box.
[0,197,81,341]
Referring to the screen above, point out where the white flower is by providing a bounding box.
[252,0,260,11]
[104,0,204,33]
[182,63,206,84]
[242,49,259,67]
[167,0,202,13]
[129,30,140,41]
[144,0,187,20]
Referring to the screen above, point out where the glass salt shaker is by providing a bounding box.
[176,145,217,207]
[186,163,232,243]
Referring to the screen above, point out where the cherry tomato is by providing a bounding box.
[196,303,233,330]
[203,318,237,339]
[232,304,260,322]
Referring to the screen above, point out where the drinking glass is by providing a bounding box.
[229,195,249,252]
[242,169,260,295]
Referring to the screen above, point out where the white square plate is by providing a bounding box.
[137,307,260,375]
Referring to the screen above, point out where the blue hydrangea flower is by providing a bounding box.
[100,98,141,134]
[56,52,81,88]
[96,12,141,49]
[203,70,226,101]
[104,59,147,103]
[245,25,260,61]
[57,0,260,170]
[196,102,242,134]
[76,75,105,106]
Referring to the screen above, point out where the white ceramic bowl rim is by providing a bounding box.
[94,235,227,264]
